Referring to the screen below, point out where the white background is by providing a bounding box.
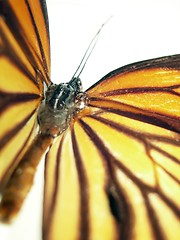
[0,0,180,239]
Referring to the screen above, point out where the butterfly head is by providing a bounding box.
[38,77,87,137]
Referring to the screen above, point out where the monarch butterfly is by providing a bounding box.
[0,0,180,240]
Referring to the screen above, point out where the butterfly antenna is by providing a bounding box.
[70,16,112,80]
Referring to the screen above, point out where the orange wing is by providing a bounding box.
[87,55,180,133]
[43,55,180,240]
[0,0,50,191]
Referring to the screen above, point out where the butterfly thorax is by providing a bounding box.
[38,77,87,137]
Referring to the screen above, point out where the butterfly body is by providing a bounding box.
[38,77,87,136]
[0,0,180,240]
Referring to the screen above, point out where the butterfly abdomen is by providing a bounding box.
[0,133,53,223]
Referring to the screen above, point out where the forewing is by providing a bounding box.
[87,55,180,133]
[0,0,50,85]
[0,0,50,190]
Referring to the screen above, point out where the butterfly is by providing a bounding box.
[0,0,180,240]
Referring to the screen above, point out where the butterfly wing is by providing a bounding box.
[43,55,180,240]
[87,55,180,133]
[0,0,50,191]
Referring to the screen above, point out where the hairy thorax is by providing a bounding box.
[38,77,87,137]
